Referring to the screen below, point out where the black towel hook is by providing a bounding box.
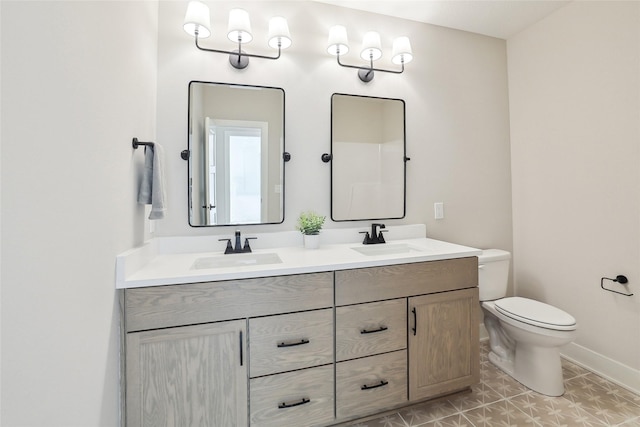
[132,137,154,149]
[601,275,633,296]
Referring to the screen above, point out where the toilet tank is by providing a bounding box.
[478,249,511,301]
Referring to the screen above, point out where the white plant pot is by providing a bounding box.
[303,233,320,249]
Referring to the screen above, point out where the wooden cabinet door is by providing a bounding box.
[126,320,247,427]
[408,288,479,401]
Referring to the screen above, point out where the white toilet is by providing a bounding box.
[479,249,577,396]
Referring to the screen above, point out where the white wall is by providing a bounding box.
[1,1,158,425]
[155,1,513,254]
[508,1,640,390]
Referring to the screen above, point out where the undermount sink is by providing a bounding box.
[191,252,283,270]
[351,243,423,256]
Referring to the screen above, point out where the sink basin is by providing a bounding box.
[192,252,283,270]
[351,243,423,256]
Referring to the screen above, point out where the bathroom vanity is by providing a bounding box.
[118,227,480,426]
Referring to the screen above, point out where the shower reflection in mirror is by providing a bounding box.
[331,93,407,221]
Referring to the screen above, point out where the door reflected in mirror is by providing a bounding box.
[188,82,285,226]
[331,93,406,221]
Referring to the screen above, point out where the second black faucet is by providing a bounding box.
[361,223,387,245]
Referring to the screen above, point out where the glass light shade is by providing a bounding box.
[392,36,413,64]
[268,16,292,49]
[327,25,349,56]
[360,31,382,61]
[227,8,253,43]
[183,1,211,38]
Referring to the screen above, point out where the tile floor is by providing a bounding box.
[341,342,640,426]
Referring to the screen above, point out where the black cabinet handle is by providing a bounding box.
[239,330,244,366]
[277,338,310,348]
[278,398,310,409]
[360,326,388,335]
[361,380,389,390]
[412,307,417,336]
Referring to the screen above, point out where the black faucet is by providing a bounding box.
[219,230,256,254]
[360,223,387,245]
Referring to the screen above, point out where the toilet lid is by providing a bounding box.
[494,297,577,331]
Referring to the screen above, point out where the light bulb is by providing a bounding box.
[327,25,349,56]
[268,16,291,49]
[228,9,253,43]
[183,1,211,38]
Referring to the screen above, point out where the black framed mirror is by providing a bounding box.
[187,81,286,227]
[330,93,407,221]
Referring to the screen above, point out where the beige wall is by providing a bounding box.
[508,0,640,387]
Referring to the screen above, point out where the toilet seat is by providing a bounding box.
[494,297,577,331]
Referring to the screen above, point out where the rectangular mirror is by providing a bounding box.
[188,82,285,226]
[331,93,407,221]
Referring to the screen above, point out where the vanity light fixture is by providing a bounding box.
[183,1,291,69]
[327,25,412,82]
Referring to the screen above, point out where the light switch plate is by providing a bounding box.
[434,202,444,219]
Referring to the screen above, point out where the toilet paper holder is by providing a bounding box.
[600,275,633,296]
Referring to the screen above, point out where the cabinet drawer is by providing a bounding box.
[124,272,333,332]
[336,258,478,305]
[250,365,334,427]
[336,350,407,420]
[336,299,406,362]
[249,309,333,377]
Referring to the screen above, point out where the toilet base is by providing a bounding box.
[488,343,565,397]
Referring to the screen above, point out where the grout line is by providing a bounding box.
[459,412,477,427]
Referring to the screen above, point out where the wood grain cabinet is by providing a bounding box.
[336,299,407,362]
[249,309,335,426]
[125,320,247,427]
[121,272,333,427]
[335,257,479,421]
[250,365,334,427]
[335,299,408,421]
[408,288,480,401]
[121,257,479,427]
[336,350,407,419]
[249,309,333,377]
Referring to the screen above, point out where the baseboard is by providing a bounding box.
[561,342,640,395]
[480,322,640,395]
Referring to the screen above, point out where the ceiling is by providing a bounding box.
[314,0,571,39]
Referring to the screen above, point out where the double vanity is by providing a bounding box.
[117,225,481,426]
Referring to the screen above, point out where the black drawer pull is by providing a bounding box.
[360,326,388,335]
[277,338,310,348]
[278,397,310,409]
[361,380,389,391]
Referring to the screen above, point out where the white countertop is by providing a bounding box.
[116,225,481,289]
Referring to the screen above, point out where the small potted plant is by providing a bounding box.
[296,211,326,249]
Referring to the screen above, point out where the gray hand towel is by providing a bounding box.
[137,143,167,220]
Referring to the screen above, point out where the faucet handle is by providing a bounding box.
[378,229,387,243]
[359,231,371,245]
[243,237,257,253]
[218,238,234,254]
